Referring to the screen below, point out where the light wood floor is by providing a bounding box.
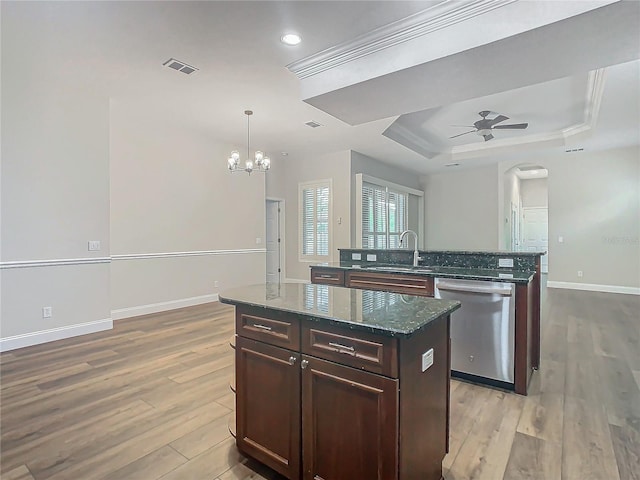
[1,284,638,480]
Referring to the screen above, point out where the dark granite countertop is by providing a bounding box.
[219,283,461,338]
[313,262,534,283]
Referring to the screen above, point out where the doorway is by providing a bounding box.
[266,198,284,283]
[522,207,549,273]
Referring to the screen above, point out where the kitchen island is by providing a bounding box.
[220,282,460,480]
[311,248,544,395]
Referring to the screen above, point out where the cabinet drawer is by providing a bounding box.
[346,271,434,297]
[301,322,398,377]
[236,310,300,350]
[311,268,345,286]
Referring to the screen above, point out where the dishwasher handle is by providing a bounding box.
[436,281,513,296]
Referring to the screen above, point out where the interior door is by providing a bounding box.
[266,200,281,283]
[522,207,549,273]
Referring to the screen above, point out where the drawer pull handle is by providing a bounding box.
[318,274,335,279]
[328,342,355,353]
[288,356,297,365]
[252,324,273,331]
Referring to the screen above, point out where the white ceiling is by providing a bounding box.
[3,1,639,175]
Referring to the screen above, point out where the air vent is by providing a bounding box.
[565,147,584,153]
[163,58,199,75]
[445,163,460,167]
[305,121,322,128]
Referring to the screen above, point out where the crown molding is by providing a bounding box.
[287,0,517,79]
[562,68,606,138]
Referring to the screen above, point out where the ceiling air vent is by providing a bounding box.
[163,58,199,75]
[305,121,323,128]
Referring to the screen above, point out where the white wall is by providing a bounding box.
[503,168,521,249]
[1,18,111,349]
[423,164,500,250]
[110,101,266,317]
[521,178,548,207]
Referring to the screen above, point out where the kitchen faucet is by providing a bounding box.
[399,230,423,267]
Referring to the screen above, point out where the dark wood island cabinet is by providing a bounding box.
[220,283,460,480]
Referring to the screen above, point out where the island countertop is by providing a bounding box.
[219,282,461,338]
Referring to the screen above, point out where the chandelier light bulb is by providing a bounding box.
[263,157,271,169]
[231,150,240,161]
[254,150,264,163]
[245,160,253,172]
[228,157,236,169]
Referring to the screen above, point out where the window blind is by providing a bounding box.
[300,182,330,259]
[362,182,408,249]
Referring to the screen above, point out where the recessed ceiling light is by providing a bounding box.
[281,33,301,46]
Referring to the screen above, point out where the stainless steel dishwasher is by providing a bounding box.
[434,278,515,386]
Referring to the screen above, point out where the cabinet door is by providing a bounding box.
[301,355,398,480]
[236,337,301,480]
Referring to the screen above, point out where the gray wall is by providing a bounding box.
[267,150,351,281]
[423,164,500,250]
[424,147,638,290]
[109,101,266,316]
[1,19,111,345]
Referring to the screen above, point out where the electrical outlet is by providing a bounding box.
[42,306,52,318]
[366,254,377,262]
[214,280,219,288]
[256,237,262,244]
[577,270,583,278]
[88,240,101,251]
[352,253,361,260]
[421,348,434,372]
[498,258,514,268]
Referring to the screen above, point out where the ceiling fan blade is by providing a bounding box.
[449,130,476,139]
[483,133,494,142]
[450,124,475,128]
[487,115,509,127]
[492,123,529,129]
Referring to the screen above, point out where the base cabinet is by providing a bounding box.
[234,305,450,480]
[236,337,301,479]
[302,356,398,480]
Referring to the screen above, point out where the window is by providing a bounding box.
[356,173,424,250]
[299,180,332,261]
[362,182,407,248]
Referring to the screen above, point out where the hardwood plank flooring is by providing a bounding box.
[1,283,638,479]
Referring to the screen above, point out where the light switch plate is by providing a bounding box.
[366,254,377,262]
[498,258,514,268]
[352,253,361,260]
[421,348,434,372]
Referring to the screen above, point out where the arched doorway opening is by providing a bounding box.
[503,164,549,273]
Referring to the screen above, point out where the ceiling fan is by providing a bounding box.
[450,110,529,142]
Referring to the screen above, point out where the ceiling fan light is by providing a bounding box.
[477,128,492,136]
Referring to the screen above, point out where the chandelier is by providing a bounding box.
[227,110,270,174]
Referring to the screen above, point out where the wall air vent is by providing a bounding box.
[163,58,199,75]
[564,147,584,153]
[305,121,323,128]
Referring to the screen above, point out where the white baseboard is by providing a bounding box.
[284,277,310,284]
[547,281,640,295]
[0,318,113,352]
[111,293,220,320]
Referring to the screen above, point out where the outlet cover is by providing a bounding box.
[214,280,219,288]
[366,254,377,262]
[88,240,101,251]
[42,306,52,318]
[352,253,362,260]
[421,348,434,372]
[498,258,514,268]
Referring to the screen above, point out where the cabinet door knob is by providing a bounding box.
[301,359,309,369]
[288,356,297,365]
